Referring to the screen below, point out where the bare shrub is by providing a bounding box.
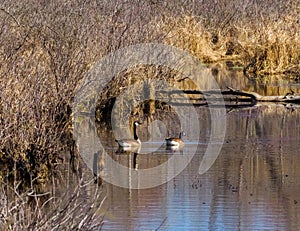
[0,177,104,230]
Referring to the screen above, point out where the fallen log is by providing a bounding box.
[158,87,300,103]
[224,87,300,103]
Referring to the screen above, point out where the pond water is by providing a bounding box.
[97,102,300,231]
[68,70,300,230]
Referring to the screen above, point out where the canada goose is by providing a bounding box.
[115,121,141,147]
[165,131,185,146]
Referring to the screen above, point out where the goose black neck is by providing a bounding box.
[133,123,139,140]
[179,132,183,139]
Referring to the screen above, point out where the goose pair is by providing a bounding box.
[115,121,185,148]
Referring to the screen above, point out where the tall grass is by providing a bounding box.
[159,4,300,77]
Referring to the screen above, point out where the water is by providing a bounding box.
[97,103,300,231]
[63,72,300,230]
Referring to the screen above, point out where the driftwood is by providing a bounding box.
[223,87,300,103]
[159,87,300,103]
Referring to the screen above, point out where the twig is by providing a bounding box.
[154,216,168,231]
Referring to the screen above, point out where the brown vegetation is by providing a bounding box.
[0,177,104,230]
[1,0,299,180]
[160,5,300,77]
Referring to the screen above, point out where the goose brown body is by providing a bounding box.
[115,121,141,147]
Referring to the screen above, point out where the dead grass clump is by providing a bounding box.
[158,12,300,78]
[158,16,225,63]
[237,15,300,77]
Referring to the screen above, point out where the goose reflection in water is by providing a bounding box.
[115,146,140,170]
